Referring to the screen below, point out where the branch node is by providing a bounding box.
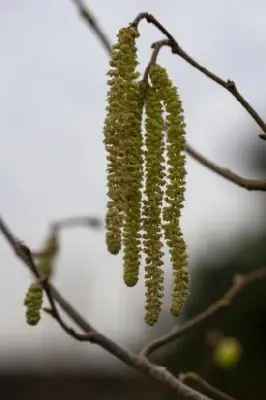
[218,299,231,308]
[233,274,245,286]
[226,79,236,91]
[131,12,149,27]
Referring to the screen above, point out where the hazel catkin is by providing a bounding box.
[143,84,165,325]
[103,25,145,286]
[122,79,147,286]
[24,282,43,326]
[149,64,189,317]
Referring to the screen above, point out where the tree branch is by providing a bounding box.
[140,270,266,357]
[30,215,101,258]
[185,143,266,191]
[71,0,112,55]
[179,372,236,400]
[132,13,266,141]
[0,215,211,400]
[52,215,102,230]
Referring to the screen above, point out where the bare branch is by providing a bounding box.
[52,215,102,230]
[179,372,236,400]
[143,39,169,83]
[140,270,266,357]
[71,0,112,55]
[30,215,102,258]
[165,121,266,191]
[133,13,266,141]
[0,215,211,400]
[185,143,266,191]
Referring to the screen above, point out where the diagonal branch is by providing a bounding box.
[185,143,266,191]
[0,215,211,400]
[71,0,112,55]
[140,269,266,357]
[132,13,266,141]
[69,1,266,190]
[179,372,236,400]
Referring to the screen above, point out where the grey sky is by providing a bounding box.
[0,0,265,370]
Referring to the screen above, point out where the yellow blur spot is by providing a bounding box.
[213,337,242,369]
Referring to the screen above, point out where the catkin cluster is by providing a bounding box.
[103,24,189,325]
[24,230,59,326]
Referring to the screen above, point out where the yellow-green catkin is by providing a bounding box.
[143,84,165,325]
[103,25,145,286]
[149,64,189,317]
[122,79,146,286]
[23,229,59,326]
[24,282,43,326]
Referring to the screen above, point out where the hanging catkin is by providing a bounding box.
[24,282,43,326]
[103,23,189,324]
[103,25,145,286]
[23,228,59,326]
[149,64,189,317]
[142,84,165,325]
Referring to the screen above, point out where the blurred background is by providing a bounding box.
[0,0,266,399]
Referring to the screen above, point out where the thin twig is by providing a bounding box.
[140,270,266,357]
[52,215,102,230]
[134,13,266,141]
[143,39,168,83]
[0,215,211,400]
[185,143,266,191]
[71,0,112,55]
[31,215,102,258]
[179,372,236,400]
[163,121,266,191]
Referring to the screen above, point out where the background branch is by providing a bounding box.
[179,372,236,400]
[140,269,266,357]
[71,0,112,54]
[185,143,266,191]
[0,215,211,400]
[52,215,102,230]
[30,215,101,258]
